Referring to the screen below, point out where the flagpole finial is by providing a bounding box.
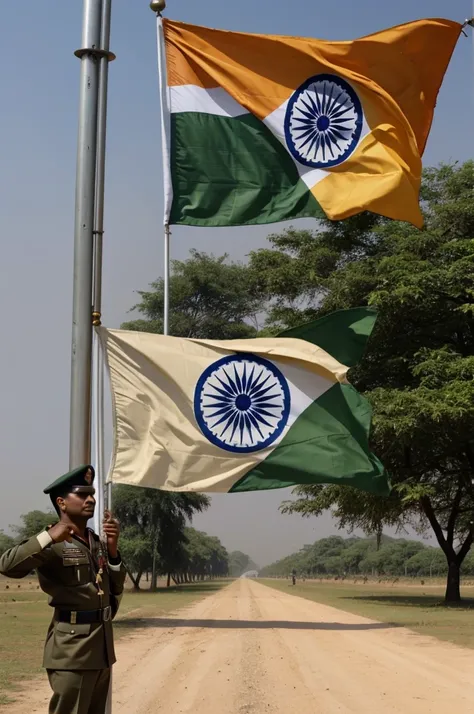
[150,0,166,13]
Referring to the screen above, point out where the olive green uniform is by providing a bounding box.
[0,528,126,714]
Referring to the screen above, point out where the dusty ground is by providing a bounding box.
[3,578,474,714]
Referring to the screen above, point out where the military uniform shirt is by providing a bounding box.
[0,529,126,670]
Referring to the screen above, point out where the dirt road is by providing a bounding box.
[5,579,474,713]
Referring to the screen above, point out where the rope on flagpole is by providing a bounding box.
[92,330,106,532]
[93,326,111,712]
[151,1,172,335]
[164,223,171,335]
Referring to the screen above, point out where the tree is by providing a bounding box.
[250,162,474,603]
[122,250,262,339]
[299,536,349,576]
[118,523,228,588]
[260,535,457,580]
[204,534,229,579]
[405,548,447,577]
[339,540,374,574]
[461,551,474,576]
[228,551,258,577]
[113,485,210,590]
[0,531,15,557]
[177,529,229,583]
[12,510,56,541]
[117,526,152,590]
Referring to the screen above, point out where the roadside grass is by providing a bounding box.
[0,591,48,705]
[0,579,229,705]
[260,578,474,649]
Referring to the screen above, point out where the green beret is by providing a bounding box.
[44,465,95,496]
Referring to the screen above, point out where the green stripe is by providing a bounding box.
[169,112,324,226]
[230,383,389,496]
[280,308,378,367]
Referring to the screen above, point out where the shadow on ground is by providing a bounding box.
[126,584,226,595]
[342,595,474,609]
[115,618,398,631]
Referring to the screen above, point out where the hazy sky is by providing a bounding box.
[0,1,472,566]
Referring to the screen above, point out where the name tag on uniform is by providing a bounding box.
[63,555,89,565]
[62,544,89,566]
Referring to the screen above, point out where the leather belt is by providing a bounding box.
[56,606,112,624]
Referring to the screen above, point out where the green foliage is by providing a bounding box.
[116,526,151,584]
[250,162,474,602]
[0,531,15,557]
[228,550,258,577]
[117,524,229,588]
[113,485,221,588]
[259,534,470,579]
[405,548,448,577]
[11,510,56,541]
[122,249,262,339]
[178,528,229,581]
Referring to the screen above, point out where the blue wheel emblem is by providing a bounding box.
[284,74,363,169]
[194,354,291,453]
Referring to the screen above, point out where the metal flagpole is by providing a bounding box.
[164,224,170,334]
[150,0,171,335]
[70,0,103,468]
[89,1,115,710]
[92,0,114,525]
[92,0,113,531]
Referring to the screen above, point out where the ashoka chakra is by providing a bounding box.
[194,354,291,454]
[284,73,363,169]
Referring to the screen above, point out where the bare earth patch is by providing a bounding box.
[2,579,474,713]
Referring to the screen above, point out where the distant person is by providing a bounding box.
[0,465,125,714]
[292,568,296,586]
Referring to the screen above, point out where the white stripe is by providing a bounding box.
[263,100,327,188]
[156,17,173,224]
[270,357,333,446]
[169,85,248,118]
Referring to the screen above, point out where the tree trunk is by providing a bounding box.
[445,561,461,603]
[167,572,171,588]
[151,550,157,592]
[124,565,141,591]
[420,494,465,604]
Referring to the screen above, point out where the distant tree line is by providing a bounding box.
[259,535,474,579]
[228,550,259,577]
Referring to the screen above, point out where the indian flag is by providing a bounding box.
[160,18,461,229]
[100,308,389,496]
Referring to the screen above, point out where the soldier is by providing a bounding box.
[0,465,126,714]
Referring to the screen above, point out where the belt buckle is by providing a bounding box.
[103,606,112,622]
[70,611,77,625]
